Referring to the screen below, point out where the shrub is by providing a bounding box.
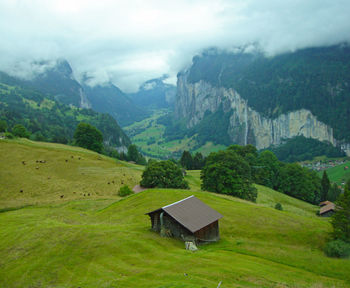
[275,203,283,211]
[324,240,350,258]
[4,132,15,139]
[118,185,134,197]
[12,124,30,138]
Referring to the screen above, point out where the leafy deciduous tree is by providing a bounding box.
[201,149,257,202]
[12,124,30,138]
[140,160,189,189]
[73,122,103,153]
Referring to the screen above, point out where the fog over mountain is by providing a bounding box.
[1,0,349,92]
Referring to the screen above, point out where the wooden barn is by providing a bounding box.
[146,195,223,244]
[319,201,336,217]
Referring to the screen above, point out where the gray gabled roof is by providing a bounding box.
[146,195,223,233]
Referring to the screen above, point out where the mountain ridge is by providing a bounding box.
[174,45,350,155]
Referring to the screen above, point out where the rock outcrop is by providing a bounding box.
[175,71,340,151]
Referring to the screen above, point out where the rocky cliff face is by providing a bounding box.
[175,71,340,151]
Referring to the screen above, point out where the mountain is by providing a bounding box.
[0,59,150,127]
[129,76,176,110]
[173,45,350,155]
[0,59,91,108]
[0,80,130,150]
[83,82,149,127]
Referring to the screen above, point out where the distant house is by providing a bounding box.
[319,201,336,217]
[146,195,223,243]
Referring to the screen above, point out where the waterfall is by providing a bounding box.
[244,101,248,145]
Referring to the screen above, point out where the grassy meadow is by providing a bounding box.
[1,138,349,287]
[0,138,142,209]
[123,110,226,159]
[319,160,350,185]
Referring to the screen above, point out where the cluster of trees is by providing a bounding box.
[140,160,189,189]
[320,171,342,202]
[267,136,345,162]
[325,181,350,258]
[0,82,130,148]
[121,144,147,165]
[0,121,31,139]
[201,146,258,202]
[73,124,146,164]
[201,145,326,204]
[180,151,205,170]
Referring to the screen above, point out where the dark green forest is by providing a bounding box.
[266,136,345,162]
[202,145,323,204]
[188,45,350,141]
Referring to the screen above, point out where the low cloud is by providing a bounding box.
[1,0,349,92]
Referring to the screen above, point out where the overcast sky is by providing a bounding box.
[1,0,349,92]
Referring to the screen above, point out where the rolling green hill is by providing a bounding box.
[1,139,349,287]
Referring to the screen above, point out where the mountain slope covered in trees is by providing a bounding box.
[0,82,130,149]
[83,83,149,127]
[187,44,350,142]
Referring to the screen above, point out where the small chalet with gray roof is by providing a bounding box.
[146,195,223,243]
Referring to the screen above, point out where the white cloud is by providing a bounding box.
[0,0,349,92]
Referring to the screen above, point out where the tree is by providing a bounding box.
[140,160,189,189]
[277,163,321,204]
[0,120,7,132]
[73,122,103,153]
[180,150,193,170]
[328,183,342,202]
[127,144,139,162]
[321,171,331,201]
[201,149,257,202]
[12,124,30,138]
[331,180,350,242]
[127,144,146,165]
[193,152,205,170]
[255,150,280,189]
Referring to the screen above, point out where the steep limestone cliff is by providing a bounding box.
[175,72,340,151]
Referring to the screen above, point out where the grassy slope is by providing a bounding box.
[1,139,349,287]
[0,139,142,209]
[318,160,350,185]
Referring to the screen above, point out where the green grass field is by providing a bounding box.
[318,161,350,186]
[123,110,226,159]
[1,139,349,287]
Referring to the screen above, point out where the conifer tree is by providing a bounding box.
[331,180,350,242]
[321,170,331,201]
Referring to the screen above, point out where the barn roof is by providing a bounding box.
[319,200,332,207]
[320,202,336,215]
[146,195,223,233]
